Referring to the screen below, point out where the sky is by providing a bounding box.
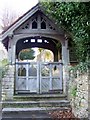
[0,0,38,59]
[0,0,39,32]
[0,0,39,14]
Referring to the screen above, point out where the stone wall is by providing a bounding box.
[68,68,88,118]
[2,65,14,101]
[88,68,90,119]
[0,68,2,118]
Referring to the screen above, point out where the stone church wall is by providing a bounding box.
[68,65,89,118]
[2,65,14,100]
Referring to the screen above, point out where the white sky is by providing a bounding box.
[0,0,39,14]
[0,0,38,56]
[0,0,39,33]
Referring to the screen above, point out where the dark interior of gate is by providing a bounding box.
[16,36,61,61]
[15,36,63,94]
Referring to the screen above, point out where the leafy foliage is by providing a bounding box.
[69,62,89,73]
[41,2,90,62]
[38,48,53,62]
[71,85,77,97]
[1,59,8,66]
[19,48,35,60]
[0,59,9,78]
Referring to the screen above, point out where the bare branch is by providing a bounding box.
[1,7,20,31]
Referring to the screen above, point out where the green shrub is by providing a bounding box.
[71,85,77,97]
[0,59,9,78]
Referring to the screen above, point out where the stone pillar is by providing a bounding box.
[2,65,15,100]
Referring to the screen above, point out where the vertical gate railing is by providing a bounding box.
[15,62,38,93]
[15,61,63,94]
[40,62,63,93]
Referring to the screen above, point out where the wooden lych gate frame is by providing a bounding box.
[1,3,70,95]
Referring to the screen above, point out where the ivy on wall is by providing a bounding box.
[41,2,90,63]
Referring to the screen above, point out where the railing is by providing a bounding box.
[15,61,63,94]
[40,62,63,93]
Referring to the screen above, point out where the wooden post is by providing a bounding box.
[8,37,12,64]
[62,41,68,65]
[49,63,52,90]
[37,62,40,93]
[15,63,18,92]
[40,62,42,93]
[12,44,16,64]
[54,50,58,62]
[62,40,69,95]
[7,33,14,64]
[59,61,63,90]
[26,63,29,90]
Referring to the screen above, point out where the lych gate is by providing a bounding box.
[1,3,70,98]
[16,62,63,94]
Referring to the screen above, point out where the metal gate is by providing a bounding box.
[15,62,63,94]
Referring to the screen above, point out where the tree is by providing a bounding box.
[1,7,20,31]
[41,2,90,62]
[44,50,53,62]
[19,48,35,60]
[38,48,53,62]
[38,48,44,61]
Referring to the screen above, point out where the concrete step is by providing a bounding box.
[2,107,52,119]
[2,107,71,112]
[2,107,71,119]
[13,93,67,101]
[2,100,70,108]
